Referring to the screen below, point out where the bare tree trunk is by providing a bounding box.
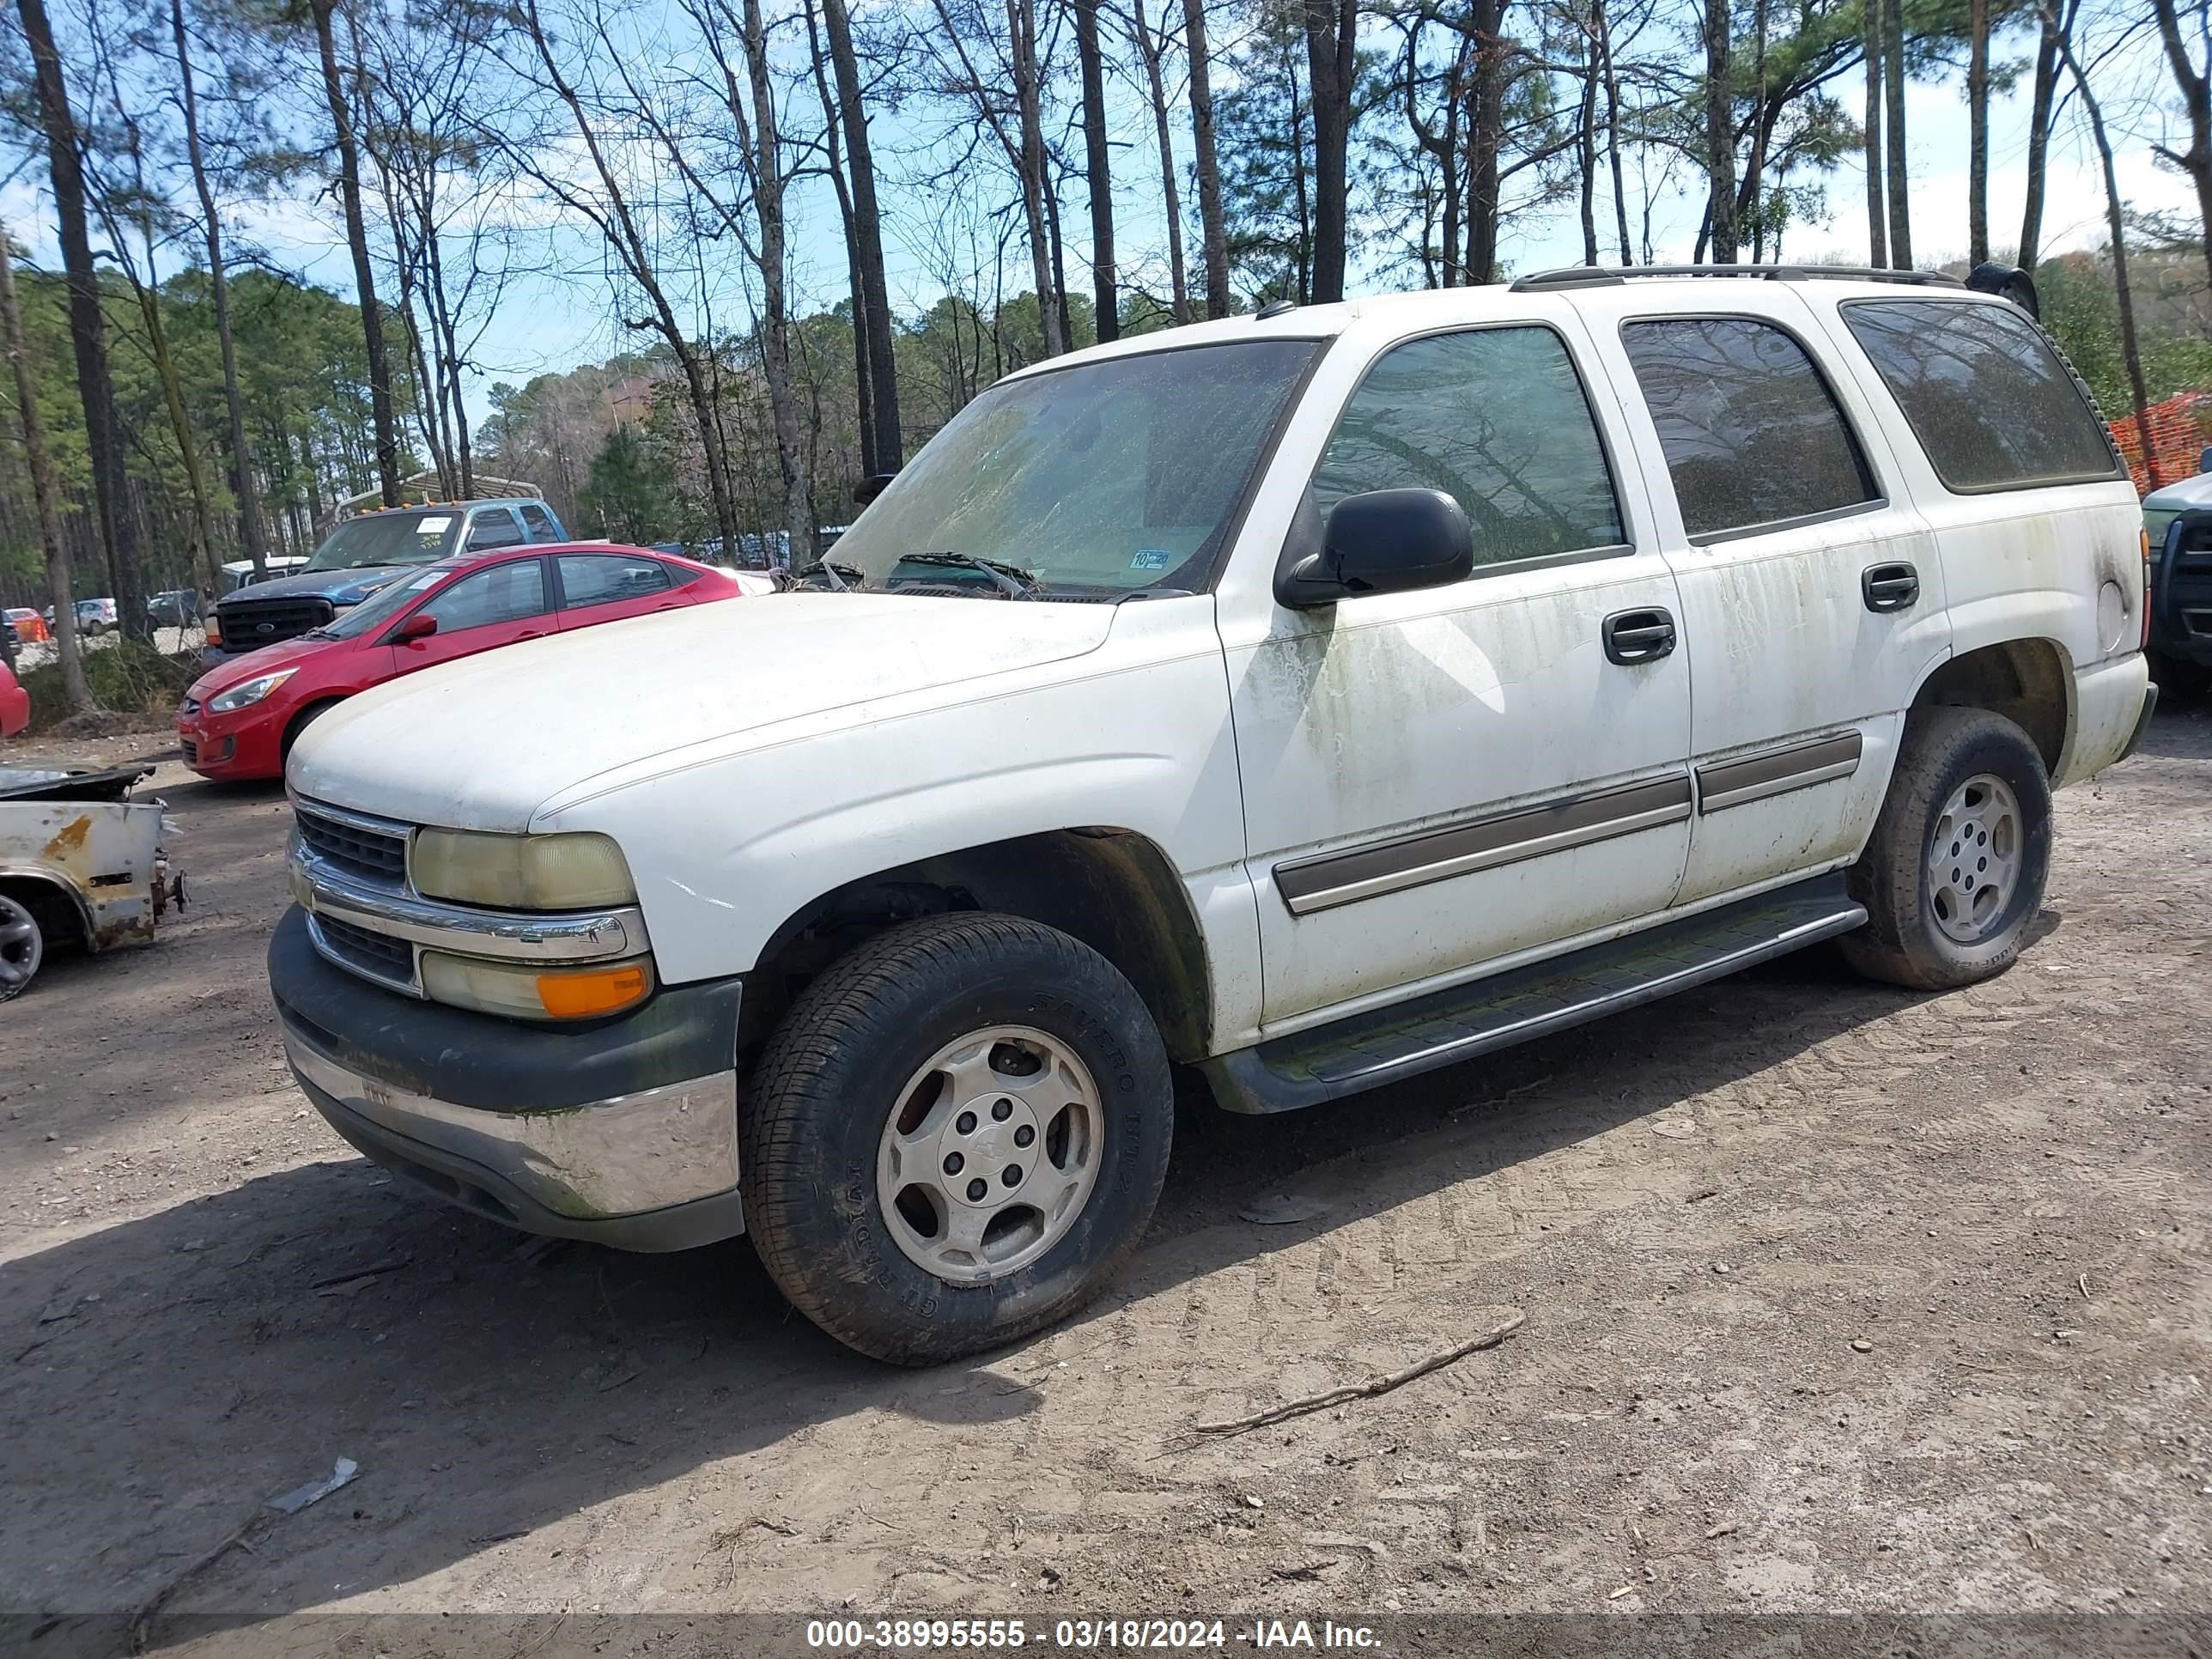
[16,0,149,641]
[1745,0,1766,259]
[1577,1,1601,264]
[1006,0,1062,353]
[821,0,902,466]
[1131,0,1189,321]
[2053,15,2157,483]
[1075,0,1118,338]
[2019,3,2062,269]
[1703,0,1735,261]
[0,234,94,713]
[1304,0,1357,301]
[311,0,403,506]
[1863,0,1885,266]
[802,0,875,473]
[1881,0,1911,267]
[2149,0,2212,289]
[173,0,268,577]
[1185,0,1232,316]
[731,0,816,564]
[1967,0,1989,264]
[1599,0,1631,264]
[1466,0,1505,282]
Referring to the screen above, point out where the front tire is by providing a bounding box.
[0,893,45,1001]
[740,913,1173,1364]
[1839,707,2053,991]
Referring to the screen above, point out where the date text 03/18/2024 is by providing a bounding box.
[803,1618,1383,1650]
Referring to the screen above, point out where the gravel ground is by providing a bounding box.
[1,708,2207,1658]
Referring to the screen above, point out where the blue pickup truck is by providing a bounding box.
[204,497,568,665]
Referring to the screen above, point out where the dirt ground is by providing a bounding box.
[2,709,2208,1657]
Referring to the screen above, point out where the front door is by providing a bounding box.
[391,557,556,676]
[1224,316,1694,1028]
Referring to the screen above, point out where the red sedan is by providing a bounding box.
[0,660,27,738]
[179,544,744,781]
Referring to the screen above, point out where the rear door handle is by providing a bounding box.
[1603,606,1676,665]
[1862,561,1920,612]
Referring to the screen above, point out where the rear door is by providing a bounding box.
[391,556,556,676]
[551,552,682,633]
[1571,289,1949,908]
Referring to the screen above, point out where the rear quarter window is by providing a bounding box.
[1839,300,2123,493]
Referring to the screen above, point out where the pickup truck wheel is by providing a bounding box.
[1839,707,2052,991]
[741,912,1173,1365]
[0,893,43,1001]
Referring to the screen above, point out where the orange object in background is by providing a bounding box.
[3,609,48,644]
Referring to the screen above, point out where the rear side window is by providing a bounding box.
[520,504,562,543]
[558,554,671,606]
[1622,317,1877,542]
[1841,300,2123,492]
[465,509,526,552]
[1313,325,1625,568]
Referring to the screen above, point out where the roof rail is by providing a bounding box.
[1508,264,1966,294]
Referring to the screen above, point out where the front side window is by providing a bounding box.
[827,339,1317,595]
[1312,325,1626,568]
[1622,317,1877,541]
[416,560,548,633]
[1841,300,2123,492]
[558,554,670,607]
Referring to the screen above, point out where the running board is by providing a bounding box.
[1202,874,1866,1114]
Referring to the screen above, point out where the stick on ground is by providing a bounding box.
[1190,1310,1527,1439]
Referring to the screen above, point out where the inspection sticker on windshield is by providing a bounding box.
[416,515,453,534]
[1130,549,1173,571]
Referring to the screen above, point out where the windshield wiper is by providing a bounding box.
[301,627,337,640]
[789,559,864,591]
[893,550,1042,599]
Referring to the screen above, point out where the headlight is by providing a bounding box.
[420,951,653,1021]
[208,668,298,714]
[410,829,636,909]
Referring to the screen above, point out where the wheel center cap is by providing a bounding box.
[934,1092,1042,1209]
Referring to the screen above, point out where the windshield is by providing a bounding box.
[307,509,463,572]
[828,339,1317,596]
[319,565,455,639]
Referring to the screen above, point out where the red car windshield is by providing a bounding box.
[318,564,461,640]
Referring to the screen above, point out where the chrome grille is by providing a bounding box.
[310,914,416,988]
[295,805,409,884]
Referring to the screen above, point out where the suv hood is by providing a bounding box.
[216,565,413,606]
[289,592,1120,830]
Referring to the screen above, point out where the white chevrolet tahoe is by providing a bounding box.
[274,267,2158,1364]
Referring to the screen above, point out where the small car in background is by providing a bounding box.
[74,599,118,636]
[0,661,27,737]
[5,608,48,645]
[179,544,744,781]
[149,590,204,629]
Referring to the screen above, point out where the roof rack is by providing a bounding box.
[1508,264,1966,294]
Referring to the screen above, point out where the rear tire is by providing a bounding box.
[739,912,1173,1365]
[1839,707,2052,991]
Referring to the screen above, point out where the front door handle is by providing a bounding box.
[1603,606,1676,665]
[1862,561,1920,612]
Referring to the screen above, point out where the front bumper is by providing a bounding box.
[177,707,285,780]
[270,906,747,1250]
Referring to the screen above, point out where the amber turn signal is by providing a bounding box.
[536,963,651,1019]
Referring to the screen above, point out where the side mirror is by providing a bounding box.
[852,471,897,507]
[1275,489,1474,609]
[394,612,439,643]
